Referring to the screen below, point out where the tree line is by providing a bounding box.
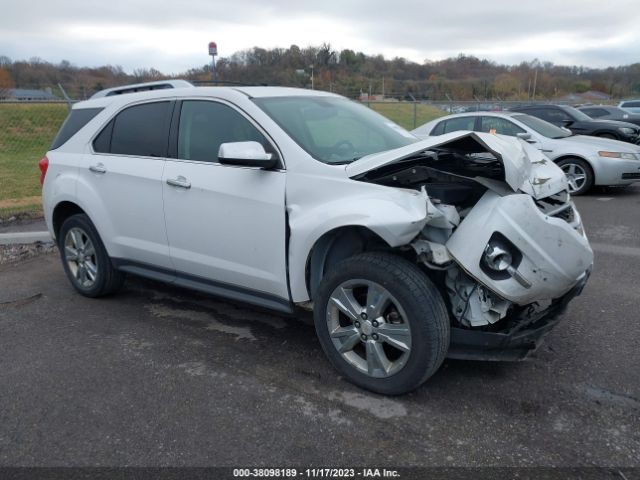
[1,44,640,101]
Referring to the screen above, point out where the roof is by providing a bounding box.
[9,89,58,100]
[75,84,338,110]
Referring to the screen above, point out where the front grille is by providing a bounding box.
[622,172,640,179]
[535,190,577,226]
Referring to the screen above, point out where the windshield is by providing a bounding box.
[562,106,593,122]
[253,96,417,164]
[513,114,571,139]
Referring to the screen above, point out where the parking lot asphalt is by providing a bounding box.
[0,186,639,468]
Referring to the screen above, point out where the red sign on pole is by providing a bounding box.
[208,42,218,56]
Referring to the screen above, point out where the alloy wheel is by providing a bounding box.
[326,279,412,378]
[561,162,587,193]
[64,227,98,288]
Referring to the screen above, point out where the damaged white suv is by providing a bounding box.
[41,81,593,394]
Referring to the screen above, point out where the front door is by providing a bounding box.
[162,99,289,303]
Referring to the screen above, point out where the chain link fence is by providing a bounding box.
[0,101,68,214]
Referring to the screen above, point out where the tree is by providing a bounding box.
[0,68,14,99]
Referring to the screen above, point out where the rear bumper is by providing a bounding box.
[446,268,590,361]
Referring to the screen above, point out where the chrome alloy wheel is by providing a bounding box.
[561,162,587,193]
[326,279,412,378]
[64,227,98,288]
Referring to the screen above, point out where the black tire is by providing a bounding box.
[556,157,594,195]
[58,214,125,297]
[313,252,450,395]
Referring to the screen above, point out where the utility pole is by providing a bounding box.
[532,69,538,100]
[382,76,385,98]
[309,65,314,89]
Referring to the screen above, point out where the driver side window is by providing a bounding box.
[177,101,273,163]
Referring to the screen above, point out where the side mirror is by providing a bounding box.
[218,141,277,169]
[562,119,573,126]
[516,132,536,143]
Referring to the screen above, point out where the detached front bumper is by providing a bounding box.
[446,268,590,361]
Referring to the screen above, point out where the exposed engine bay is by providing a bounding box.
[352,134,593,332]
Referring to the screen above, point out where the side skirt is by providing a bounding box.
[112,258,294,315]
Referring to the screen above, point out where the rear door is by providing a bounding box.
[162,99,289,303]
[79,100,174,268]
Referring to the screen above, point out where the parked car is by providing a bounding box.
[41,81,593,394]
[578,105,640,127]
[413,112,640,195]
[618,100,640,114]
[511,104,640,144]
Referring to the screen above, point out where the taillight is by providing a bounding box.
[39,156,49,186]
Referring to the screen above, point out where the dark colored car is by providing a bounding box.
[578,105,640,128]
[511,104,640,144]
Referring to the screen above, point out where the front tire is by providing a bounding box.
[58,214,125,297]
[313,252,450,395]
[556,157,594,195]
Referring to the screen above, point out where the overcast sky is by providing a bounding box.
[1,0,639,73]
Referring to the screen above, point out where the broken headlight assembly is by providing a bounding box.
[480,233,531,289]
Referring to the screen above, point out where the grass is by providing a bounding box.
[0,103,68,217]
[368,102,446,130]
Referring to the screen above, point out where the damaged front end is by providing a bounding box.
[349,131,593,360]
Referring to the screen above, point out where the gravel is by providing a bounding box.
[0,241,57,265]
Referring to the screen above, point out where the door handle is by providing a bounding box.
[166,176,191,189]
[89,163,106,174]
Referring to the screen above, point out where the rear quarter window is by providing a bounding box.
[51,108,103,150]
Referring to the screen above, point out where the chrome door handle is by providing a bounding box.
[89,163,106,174]
[166,176,191,189]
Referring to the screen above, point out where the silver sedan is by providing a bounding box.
[413,111,640,195]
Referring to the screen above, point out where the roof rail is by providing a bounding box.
[90,79,193,99]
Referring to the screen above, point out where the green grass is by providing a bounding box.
[368,102,446,130]
[0,103,68,207]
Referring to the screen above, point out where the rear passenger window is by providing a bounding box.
[51,108,103,150]
[479,117,525,136]
[442,117,475,134]
[104,102,171,157]
[582,108,608,118]
[177,101,271,163]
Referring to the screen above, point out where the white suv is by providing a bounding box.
[41,80,593,394]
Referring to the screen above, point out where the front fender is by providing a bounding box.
[287,174,429,303]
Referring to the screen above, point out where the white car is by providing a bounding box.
[618,99,640,114]
[41,81,593,394]
[413,112,640,195]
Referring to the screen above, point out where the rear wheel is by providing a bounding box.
[58,214,124,297]
[557,158,594,195]
[314,252,450,395]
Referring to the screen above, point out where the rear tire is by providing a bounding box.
[556,157,594,195]
[58,214,125,297]
[313,252,450,395]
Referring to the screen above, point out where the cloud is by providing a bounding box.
[1,0,638,72]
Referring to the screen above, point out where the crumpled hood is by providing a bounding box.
[346,131,567,199]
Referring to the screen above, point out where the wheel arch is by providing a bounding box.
[52,201,87,240]
[305,226,402,301]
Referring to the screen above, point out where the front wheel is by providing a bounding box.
[313,252,450,395]
[556,158,594,195]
